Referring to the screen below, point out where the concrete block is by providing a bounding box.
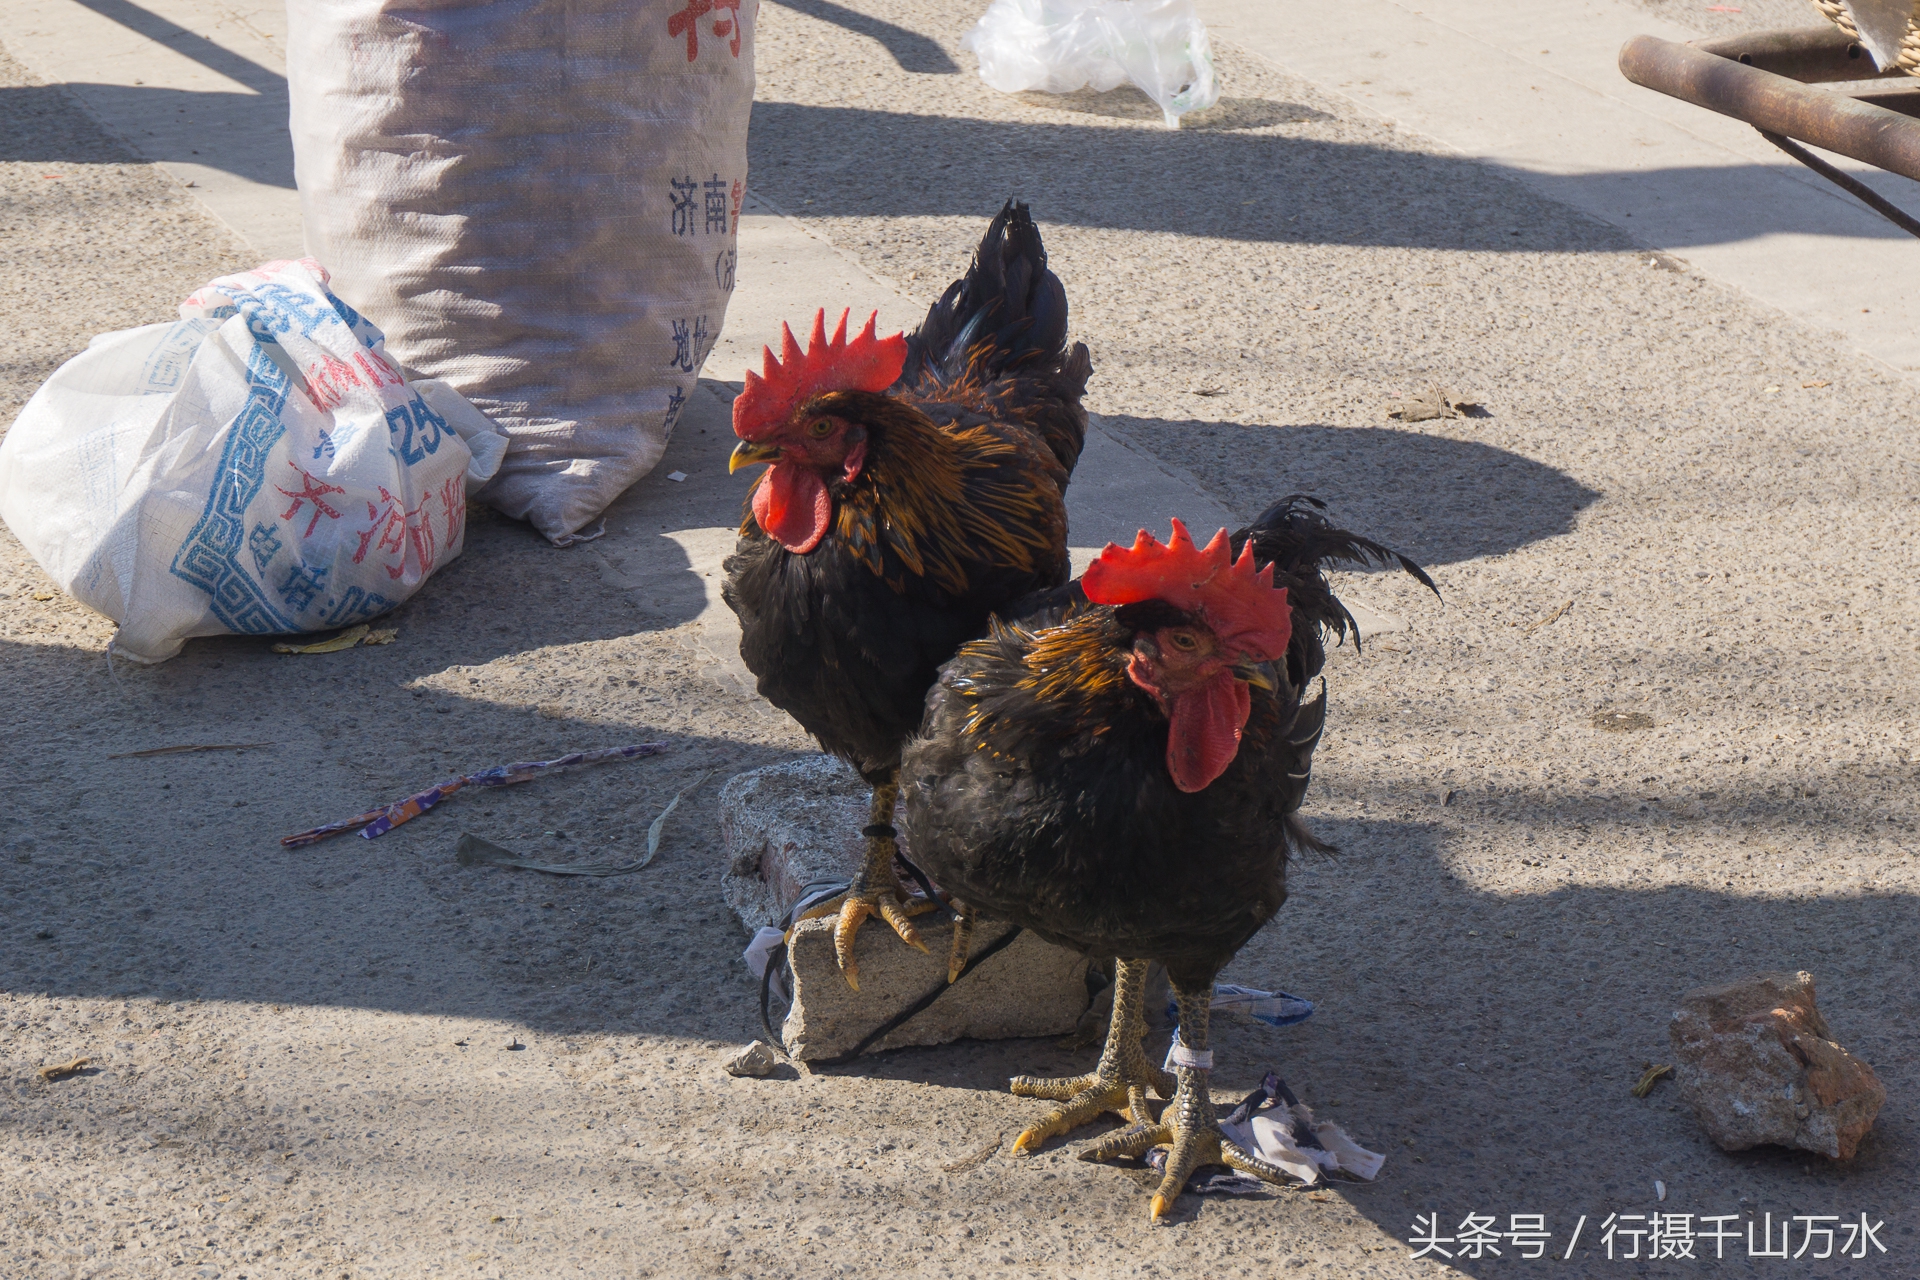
[719,755,1094,1061]
[781,915,1092,1061]
[719,754,870,932]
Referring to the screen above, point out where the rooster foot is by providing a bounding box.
[805,773,937,992]
[1008,959,1170,1153]
[1079,1068,1290,1220]
[1081,975,1290,1219]
[1009,1073,1165,1155]
[826,888,934,991]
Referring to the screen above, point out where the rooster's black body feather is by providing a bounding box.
[723,202,1090,781]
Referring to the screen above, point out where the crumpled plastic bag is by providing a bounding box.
[963,0,1219,128]
[0,258,506,662]
[1149,1072,1386,1193]
[1165,983,1315,1029]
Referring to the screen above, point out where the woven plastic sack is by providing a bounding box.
[1813,0,1920,73]
[963,0,1218,128]
[287,0,756,545]
[0,259,507,663]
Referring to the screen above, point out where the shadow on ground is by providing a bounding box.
[3,504,1912,1272]
[1098,416,1603,567]
[788,807,1918,1270]
[0,84,295,188]
[766,0,959,74]
[750,101,1915,249]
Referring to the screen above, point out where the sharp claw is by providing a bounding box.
[1150,1193,1172,1221]
[1010,1129,1043,1156]
[876,898,928,951]
[834,896,876,989]
[947,902,975,984]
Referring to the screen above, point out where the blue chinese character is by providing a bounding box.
[670,318,696,372]
[248,522,284,574]
[278,561,328,611]
[670,175,698,236]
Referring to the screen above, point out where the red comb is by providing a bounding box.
[1082,519,1292,661]
[732,308,907,440]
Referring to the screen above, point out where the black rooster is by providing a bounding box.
[722,202,1091,988]
[900,502,1433,1217]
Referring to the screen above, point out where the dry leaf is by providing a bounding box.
[1387,384,1485,422]
[272,624,371,654]
[1523,599,1574,632]
[1631,1064,1673,1098]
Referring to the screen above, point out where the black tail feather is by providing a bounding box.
[1243,494,1437,593]
[1232,494,1437,657]
[903,201,1091,474]
[906,200,1067,386]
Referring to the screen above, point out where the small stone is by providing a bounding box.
[1669,970,1885,1161]
[723,1040,778,1078]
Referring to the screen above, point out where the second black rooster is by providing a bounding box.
[900,500,1433,1217]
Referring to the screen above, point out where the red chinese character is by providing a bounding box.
[439,475,467,545]
[712,0,742,57]
[304,353,363,411]
[353,485,438,583]
[667,0,714,61]
[275,462,346,537]
[353,349,403,388]
[730,177,744,230]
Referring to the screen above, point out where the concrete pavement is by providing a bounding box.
[5,1,1920,1276]
[1201,0,1920,375]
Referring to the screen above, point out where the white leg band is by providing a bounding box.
[1164,1039,1214,1071]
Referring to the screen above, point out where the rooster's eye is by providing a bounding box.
[1168,631,1198,652]
[809,419,834,438]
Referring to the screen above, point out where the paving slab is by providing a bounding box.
[0,0,300,258]
[1200,0,1920,377]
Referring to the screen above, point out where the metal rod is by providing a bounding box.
[1848,89,1920,119]
[1620,34,1920,183]
[1757,128,1920,238]
[1690,25,1903,83]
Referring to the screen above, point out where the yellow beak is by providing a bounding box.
[1233,660,1280,692]
[729,440,783,474]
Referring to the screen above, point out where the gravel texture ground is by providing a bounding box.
[4,3,1919,1277]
